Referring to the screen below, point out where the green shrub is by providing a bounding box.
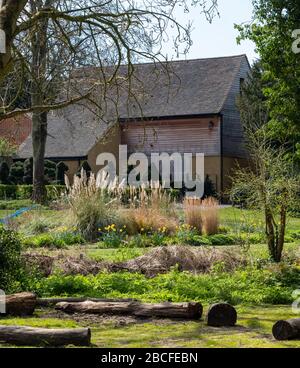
[127,234,156,248]
[208,234,237,245]
[0,184,18,199]
[0,184,65,200]
[23,234,65,249]
[16,185,33,199]
[23,231,84,249]
[0,226,23,292]
[58,232,85,246]
[191,235,212,246]
[34,266,300,305]
[0,162,10,184]
[8,162,24,184]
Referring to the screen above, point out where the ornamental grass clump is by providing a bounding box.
[66,170,117,241]
[183,196,219,235]
[201,197,219,235]
[183,198,203,233]
[123,184,178,234]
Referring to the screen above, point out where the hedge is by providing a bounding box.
[0,185,66,200]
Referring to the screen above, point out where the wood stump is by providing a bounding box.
[207,303,237,327]
[4,292,37,316]
[56,301,203,320]
[272,319,300,340]
[0,325,91,346]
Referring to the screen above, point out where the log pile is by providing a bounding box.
[0,325,91,346]
[56,300,203,320]
[272,319,300,340]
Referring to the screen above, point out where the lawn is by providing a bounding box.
[0,305,299,348]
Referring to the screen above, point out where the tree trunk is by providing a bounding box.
[30,1,49,203]
[56,301,203,320]
[37,297,138,307]
[275,205,286,262]
[32,111,47,203]
[265,208,276,261]
[207,303,237,327]
[272,319,300,340]
[0,325,91,346]
[0,0,28,82]
[4,292,36,316]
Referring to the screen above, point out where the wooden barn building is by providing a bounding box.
[18,54,251,194]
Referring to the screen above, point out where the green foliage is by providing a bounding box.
[23,158,33,184]
[101,226,125,248]
[236,1,300,159]
[0,226,23,292]
[56,162,69,185]
[23,231,84,249]
[203,175,217,198]
[33,266,300,305]
[0,162,10,184]
[0,184,65,200]
[44,160,56,183]
[0,138,17,157]
[8,161,24,184]
[127,234,156,248]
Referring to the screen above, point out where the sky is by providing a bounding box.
[164,0,258,64]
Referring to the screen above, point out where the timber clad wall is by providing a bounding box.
[121,117,221,156]
[221,57,250,158]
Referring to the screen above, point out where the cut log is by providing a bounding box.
[272,319,300,340]
[56,301,203,320]
[37,297,137,307]
[207,303,237,327]
[5,292,37,316]
[0,325,91,346]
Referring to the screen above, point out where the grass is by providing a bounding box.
[219,207,300,232]
[0,305,299,348]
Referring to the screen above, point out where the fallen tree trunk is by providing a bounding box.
[56,301,203,320]
[0,325,91,346]
[37,297,137,307]
[5,292,37,316]
[272,319,300,340]
[207,303,237,327]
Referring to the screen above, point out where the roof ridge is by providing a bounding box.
[75,54,248,72]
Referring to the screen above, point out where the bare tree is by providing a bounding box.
[232,84,299,262]
[0,0,219,202]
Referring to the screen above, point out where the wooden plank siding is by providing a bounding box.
[121,117,221,156]
[221,57,250,158]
